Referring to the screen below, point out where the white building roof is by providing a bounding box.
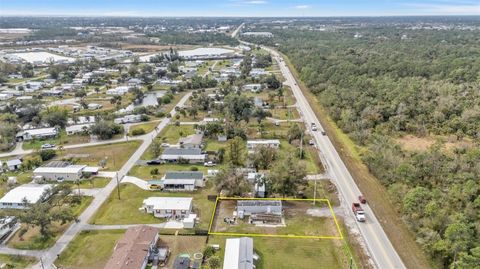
[162,179,196,185]
[223,237,254,269]
[23,127,57,136]
[246,139,280,145]
[0,184,53,204]
[34,165,86,174]
[143,197,193,211]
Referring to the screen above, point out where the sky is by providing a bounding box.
[1,0,480,17]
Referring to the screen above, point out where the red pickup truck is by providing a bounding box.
[352,203,366,222]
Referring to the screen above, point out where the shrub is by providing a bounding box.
[131,128,146,136]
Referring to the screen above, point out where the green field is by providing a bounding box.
[0,254,37,269]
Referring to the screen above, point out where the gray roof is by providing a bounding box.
[165,171,204,180]
[162,148,202,156]
[237,200,281,207]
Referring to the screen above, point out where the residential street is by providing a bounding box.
[260,45,407,269]
[5,92,193,269]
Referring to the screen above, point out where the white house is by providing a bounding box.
[159,148,206,164]
[33,165,87,181]
[106,86,129,96]
[246,139,281,151]
[16,127,57,141]
[87,103,102,110]
[0,184,53,209]
[249,68,268,78]
[223,237,255,269]
[142,197,193,219]
[66,124,92,135]
[237,200,283,218]
[0,92,13,101]
[151,171,205,191]
[114,114,143,124]
[6,159,22,171]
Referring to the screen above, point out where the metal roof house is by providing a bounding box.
[104,225,159,269]
[246,139,281,151]
[33,165,90,181]
[223,237,255,269]
[0,184,53,209]
[149,171,205,191]
[237,200,282,216]
[16,127,57,141]
[142,197,193,219]
[159,148,206,164]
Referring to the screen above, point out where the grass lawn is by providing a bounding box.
[0,171,33,197]
[22,132,90,150]
[279,140,321,174]
[7,196,93,250]
[208,235,347,269]
[141,124,196,160]
[55,230,124,269]
[0,254,37,269]
[129,121,160,135]
[129,164,210,180]
[204,139,226,152]
[160,235,207,268]
[65,177,111,189]
[59,141,142,171]
[90,182,217,229]
[269,108,300,120]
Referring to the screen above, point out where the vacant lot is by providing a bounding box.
[129,121,160,135]
[55,230,124,269]
[59,141,141,171]
[90,182,216,229]
[22,132,90,150]
[211,199,340,238]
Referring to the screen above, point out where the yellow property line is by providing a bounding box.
[208,197,343,240]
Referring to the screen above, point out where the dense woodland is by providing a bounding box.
[245,22,480,268]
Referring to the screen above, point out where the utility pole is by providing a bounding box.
[116,172,121,200]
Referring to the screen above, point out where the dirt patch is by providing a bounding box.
[397,134,473,152]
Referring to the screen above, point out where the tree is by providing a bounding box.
[208,255,221,269]
[150,141,162,158]
[223,94,254,123]
[39,149,56,161]
[268,154,307,197]
[251,146,277,170]
[225,136,245,166]
[90,121,123,140]
[252,108,271,124]
[41,106,68,128]
[214,166,251,196]
[287,123,303,143]
[264,74,281,90]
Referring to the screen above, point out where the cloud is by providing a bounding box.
[295,5,310,9]
[244,0,267,3]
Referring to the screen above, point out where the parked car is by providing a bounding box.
[147,160,162,165]
[160,143,170,148]
[308,139,315,145]
[41,143,56,149]
[358,195,367,204]
[311,123,317,131]
[204,161,216,167]
[321,131,326,136]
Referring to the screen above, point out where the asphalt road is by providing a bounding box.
[25,92,193,269]
[261,45,407,269]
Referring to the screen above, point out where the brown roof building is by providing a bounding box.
[104,225,159,269]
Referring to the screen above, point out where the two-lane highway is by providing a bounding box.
[262,46,406,269]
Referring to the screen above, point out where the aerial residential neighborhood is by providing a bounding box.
[0,1,479,269]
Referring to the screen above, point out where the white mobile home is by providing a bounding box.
[0,184,53,209]
[246,139,281,151]
[16,127,57,141]
[223,237,255,269]
[142,197,193,219]
[33,165,86,181]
